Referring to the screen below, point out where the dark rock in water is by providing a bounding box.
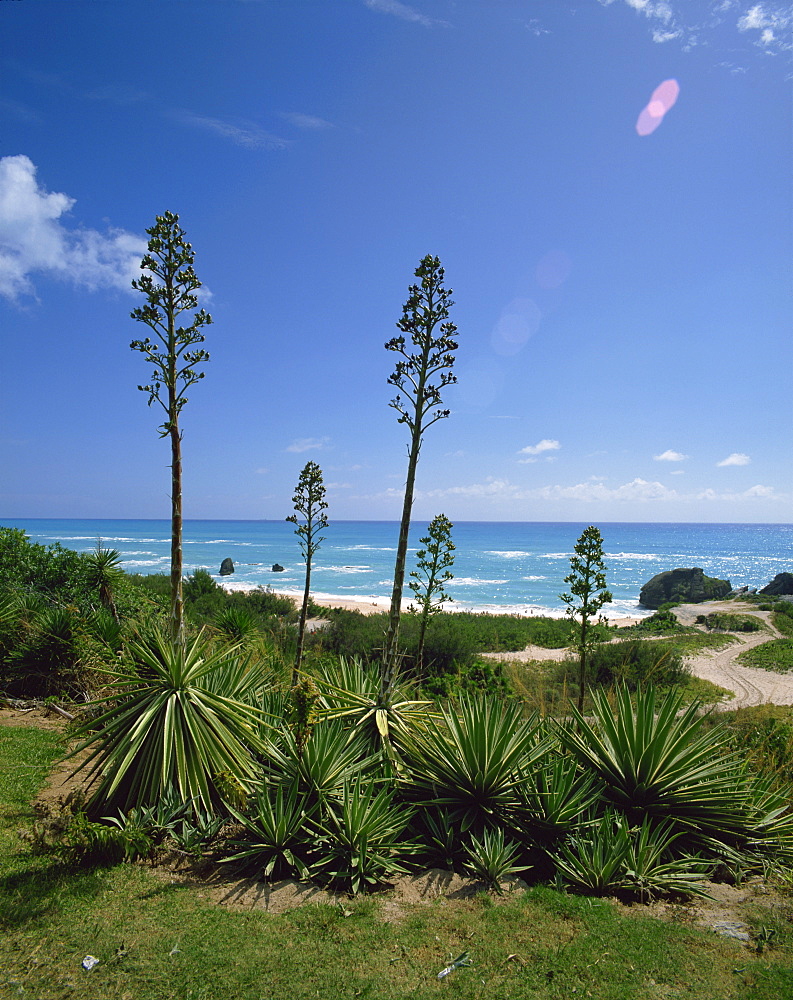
[760,572,793,596]
[271,563,285,573]
[219,557,235,576]
[639,567,731,609]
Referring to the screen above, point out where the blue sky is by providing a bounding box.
[1,0,790,524]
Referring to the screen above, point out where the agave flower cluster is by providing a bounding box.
[72,637,793,897]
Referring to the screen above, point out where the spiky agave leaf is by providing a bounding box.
[312,776,415,894]
[312,656,434,743]
[261,717,382,803]
[224,781,316,879]
[559,685,758,844]
[396,695,549,832]
[69,629,268,816]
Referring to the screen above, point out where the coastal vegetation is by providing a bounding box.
[2,238,792,995]
[383,255,458,691]
[286,461,329,685]
[560,525,612,713]
[407,513,456,676]
[130,211,212,652]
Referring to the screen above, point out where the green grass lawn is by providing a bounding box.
[1,722,792,1000]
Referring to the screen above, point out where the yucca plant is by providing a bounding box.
[69,629,268,816]
[511,752,602,845]
[620,817,711,901]
[225,781,316,879]
[212,606,261,645]
[396,695,548,832]
[559,685,758,846]
[551,809,633,896]
[313,777,415,894]
[412,808,463,869]
[461,826,530,890]
[198,645,276,705]
[262,718,381,804]
[553,812,710,900]
[312,656,434,745]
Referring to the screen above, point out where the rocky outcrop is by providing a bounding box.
[271,563,285,573]
[639,567,731,609]
[760,572,793,596]
[219,557,234,576]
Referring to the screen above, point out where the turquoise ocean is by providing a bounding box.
[4,519,791,620]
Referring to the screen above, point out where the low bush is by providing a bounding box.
[739,639,793,673]
[696,611,762,632]
[584,640,688,689]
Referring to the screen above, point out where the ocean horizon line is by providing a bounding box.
[5,517,792,528]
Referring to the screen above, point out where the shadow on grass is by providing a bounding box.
[0,857,107,929]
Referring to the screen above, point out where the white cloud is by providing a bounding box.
[0,155,146,301]
[363,0,440,28]
[286,436,331,453]
[173,111,289,149]
[737,3,793,51]
[653,449,688,462]
[599,0,791,55]
[717,452,751,466]
[517,439,560,463]
[368,474,786,509]
[281,112,335,130]
[652,28,682,42]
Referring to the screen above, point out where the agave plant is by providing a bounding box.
[411,808,464,869]
[212,606,262,645]
[510,752,602,846]
[262,718,381,804]
[559,685,758,846]
[313,777,414,894]
[312,656,434,745]
[461,826,530,890]
[225,781,316,879]
[553,812,710,900]
[551,809,633,896]
[70,629,268,816]
[396,695,548,832]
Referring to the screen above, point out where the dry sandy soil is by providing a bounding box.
[484,600,793,711]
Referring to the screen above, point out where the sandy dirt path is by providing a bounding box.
[671,601,793,710]
[484,601,793,709]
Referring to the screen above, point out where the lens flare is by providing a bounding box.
[636,78,680,136]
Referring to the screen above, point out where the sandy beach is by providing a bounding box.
[217,579,643,626]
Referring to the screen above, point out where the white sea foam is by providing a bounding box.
[452,578,509,587]
[52,535,163,544]
[122,558,169,568]
[325,565,373,574]
[485,550,532,559]
[604,552,659,562]
[521,575,546,581]
[341,545,397,552]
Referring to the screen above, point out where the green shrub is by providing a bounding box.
[697,612,762,633]
[628,610,683,635]
[739,639,793,673]
[586,640,688,689]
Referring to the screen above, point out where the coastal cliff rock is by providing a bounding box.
[219,558,234,576]
[760,572,793,596]
[271,563,285,573]
[639,567,731,609]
